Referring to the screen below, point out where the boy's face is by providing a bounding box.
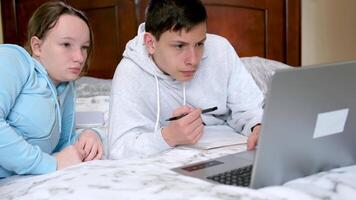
[145,22,207,81]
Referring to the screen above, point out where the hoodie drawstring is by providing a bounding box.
[153,76,187,135]
[183,82,186,105]
[154,74,160,133]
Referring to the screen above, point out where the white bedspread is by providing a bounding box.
[1,145,355,200]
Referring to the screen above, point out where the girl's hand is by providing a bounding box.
[75,129,104,161]
[55,145,83,170]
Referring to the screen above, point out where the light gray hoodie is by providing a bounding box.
[108,24,263,159]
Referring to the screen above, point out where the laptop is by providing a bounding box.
[172,60,356,189]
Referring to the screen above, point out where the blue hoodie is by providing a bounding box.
[0,44,77,178]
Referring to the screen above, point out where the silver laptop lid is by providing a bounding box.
[251,60,356,188]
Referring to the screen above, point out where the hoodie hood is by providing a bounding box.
[123,23,174,82]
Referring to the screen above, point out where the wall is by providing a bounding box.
[0,1,3,44]
[1,1,355,63]
[302,0,356,65]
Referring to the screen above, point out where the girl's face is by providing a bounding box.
[31,14,90,85]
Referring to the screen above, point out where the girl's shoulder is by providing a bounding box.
[0,44,35,73]
[0,44,32,59]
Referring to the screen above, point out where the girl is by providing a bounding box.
[0,1,103,178]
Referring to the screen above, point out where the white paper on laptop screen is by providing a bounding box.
[313,108,349,139]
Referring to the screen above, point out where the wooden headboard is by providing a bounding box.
[1,0,300,79]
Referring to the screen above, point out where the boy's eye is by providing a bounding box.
[196,42,205,47]
[175,44,184,49]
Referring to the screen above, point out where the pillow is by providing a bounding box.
[75,76,112,98]
[75,76,112,128]
[241,56,292,97]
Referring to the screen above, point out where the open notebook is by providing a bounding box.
[185,125,247,149]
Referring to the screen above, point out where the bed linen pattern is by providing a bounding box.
[0,145,355,200]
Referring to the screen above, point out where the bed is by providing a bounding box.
[1,147,355,199]
[1,57,356,200]
[1,0,355,199]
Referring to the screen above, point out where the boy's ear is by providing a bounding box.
[144,32,156,55]
[30,36,43,57]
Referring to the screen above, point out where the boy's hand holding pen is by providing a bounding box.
[162,106,218,147]
[166,106,218,121]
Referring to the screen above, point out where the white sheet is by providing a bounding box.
[1,145,355,199]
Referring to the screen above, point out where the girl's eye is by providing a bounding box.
[81,46,90,50]
[62,43,71,48]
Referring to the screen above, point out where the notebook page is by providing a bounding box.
[185,125,247,149]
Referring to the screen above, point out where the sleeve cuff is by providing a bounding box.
[139,128,172,155]
[151,128,172,151]
[85,128,104,142]
[157,128,172,149]
[31,153,57,174]
[241,120,262,136]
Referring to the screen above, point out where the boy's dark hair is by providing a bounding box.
[145,0,207,40]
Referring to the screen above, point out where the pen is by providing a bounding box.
[165,106,218,121]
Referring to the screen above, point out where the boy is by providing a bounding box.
[108,0,262,158]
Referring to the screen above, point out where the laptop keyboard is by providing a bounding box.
[206,165,253,187]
